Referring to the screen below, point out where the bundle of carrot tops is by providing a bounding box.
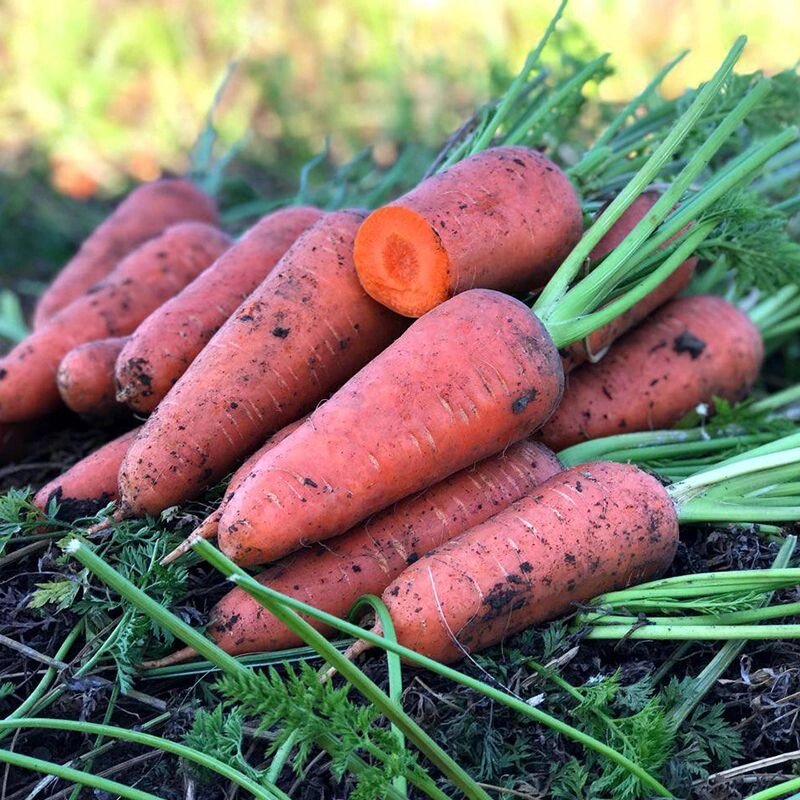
[3,8,800,680]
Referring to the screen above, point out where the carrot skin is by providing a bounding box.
[538,295,764,451]
[57,336,130,418]
[354,146,583,317]
[0,222,231,423]
[33,179,218,328]
[118,210,406,516]
[218,288,564,567]
[560,191,696,372]
[116,206,323,413]
[383,461,679,663]
[33,427,139,522]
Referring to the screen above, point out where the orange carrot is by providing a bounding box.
[160,414,310,565]
[116,206,323,413]
[118,210,406,516]
[146,438,561,664]
[0,223,230,423]
[538,295,764,451]
[379,461,678,662]
[57,337,130,418]
[218,288,564,566]
[33,179,218,328]
[33,427,139,522]
[559,191,697,372]
[353,146,583,317]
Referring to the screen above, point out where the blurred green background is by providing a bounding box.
[0,0,796,304]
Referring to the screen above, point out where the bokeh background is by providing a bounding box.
[0,0,796,331]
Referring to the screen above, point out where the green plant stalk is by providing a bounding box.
[747,285,800,329]
[2,622,81,727]
[667,538,796,729]
[584,623,800,640]
[64,539,431,800]
[533,36,745,319]
[0,718,282,800]
[584,600,800,627]
[751,384,800,414]
[0,747,164,800]
[745,776,800,800]
[547,117,799,343]
[193,539,673,799]
[677,500,800,523]
[351,595,408,798]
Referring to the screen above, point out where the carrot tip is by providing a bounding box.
[354,205,452,318]
[139,646,198,670]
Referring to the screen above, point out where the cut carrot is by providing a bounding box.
[353,146,583,317]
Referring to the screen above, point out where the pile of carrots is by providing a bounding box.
[4,34,800,670]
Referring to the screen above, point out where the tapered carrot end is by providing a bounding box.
[161,512,220,566]
[85,508,125,536]
[321,623,381,684]
[139,646,198,670]
[354,206,452,318]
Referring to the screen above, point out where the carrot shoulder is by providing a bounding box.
[115,205,323,413]
[539,295,764,451]
[33,179,218,328]
[0,222,230,423]
[382,461,678,663]
[354,146,583,317]
[218,288,564,567]
[57,336,130,418]
[33,427,139,522]
[118,210,406,517]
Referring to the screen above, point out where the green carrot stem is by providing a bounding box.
[533,37,746,319]
[0,748,164,800]
[584,623,800,640]
[193,539,673,799]
[744,776,800,800]
[676,501,800,524]
[0,719,282,800]
[2,623,81,727]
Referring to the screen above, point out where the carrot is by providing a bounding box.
[117,210,406,516]
[160,414,310,565]
[378,462,677,662]
[146,438,562,665]
[218,288,564,566]
[559,191,697,372]
[33,179,218,328]
[538,295,764,451]
[116,206,323,413]
[0,223,231,423]
[33,427,139,522]
[353,146,583,317]
[57,337,130,418]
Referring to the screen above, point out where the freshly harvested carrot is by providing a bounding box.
[0,223,230,423]
[353,146,583,317]
[559,191,697,372]
[57,337,130,418]
[538,295,764,451]
[218,288,564,566]
[146,438,562,664]
[378,462,677,662]
[160,414,310,565]
[116,206,323,413]
[33,427,139,522]
[33,179,218,328]
[118,210,406,516]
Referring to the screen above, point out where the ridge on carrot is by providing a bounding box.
[218,41,800,566]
